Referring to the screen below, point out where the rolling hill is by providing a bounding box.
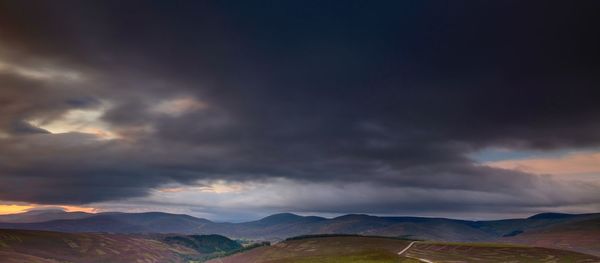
[207,235,414,263]
[196,213,494,241]
[1,211,599,256]
[197,213,328,240]
[405,241,600,263]
[197,212,600,244]
[0,212,212,234]
[0,209,94,223]
[208,235,600,263]
[0,229,243,263]
[162,234,242,254]
[0,229,196,263]
[500,217,600,256]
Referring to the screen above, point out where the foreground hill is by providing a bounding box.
[405,241,599,263]
[210,235,600,263]
[0,229,242,263]
[208,235,415,263]
[0,229,196,263]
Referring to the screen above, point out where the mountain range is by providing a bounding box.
[1,210,598,256]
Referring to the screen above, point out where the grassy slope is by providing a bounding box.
[0,212,212,234]
[163,234,242,254]
[208,236,414,263]
[0,229,200,263]
[407,242,600,263]
[212,236,600,263]
[500,218,600,257]
[0,210,93,224]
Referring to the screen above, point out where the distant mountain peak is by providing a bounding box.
[528,212,576,219]
[259,213,302,222]
[0,209,93,224]
[266,212,303,217]
[22,208,68,214]
[334,214,374,220]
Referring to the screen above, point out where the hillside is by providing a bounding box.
[210,235,600,263]
[197,212,600,243]
[162,234,242,254]
[199,213,327,240]
[469,213,600,237]
[500,217,600,256]
[0,229,243,263]
[0,229,196,263]
[0,209,93,223]
[405,241,599,263]
[1,211,600,256]
[0,212,212,234]
[207,235,414,263]
[197,213,493,241]
[312,214,492,241]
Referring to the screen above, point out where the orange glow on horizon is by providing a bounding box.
[487,151,600,176]
[0,204,35,215]
[61,205,97,213]
[0,204,97,215]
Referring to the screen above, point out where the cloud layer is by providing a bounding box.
[1,1,600,218]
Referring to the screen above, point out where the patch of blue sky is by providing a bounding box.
[470,147,582,162]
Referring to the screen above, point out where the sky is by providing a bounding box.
[1,1,600,222]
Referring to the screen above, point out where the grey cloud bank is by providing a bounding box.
[0,1,600,218]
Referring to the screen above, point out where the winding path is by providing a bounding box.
[398,241,416,255]
[397,241,435,263]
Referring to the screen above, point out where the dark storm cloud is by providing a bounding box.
[1,0,600,212]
